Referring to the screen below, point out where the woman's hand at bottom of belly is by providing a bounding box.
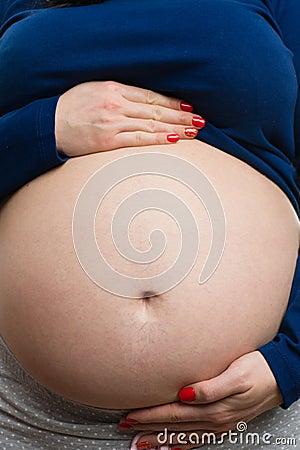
[122,351,283,449]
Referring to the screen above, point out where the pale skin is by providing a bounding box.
[54,80,285,450]
[0,78,285,450]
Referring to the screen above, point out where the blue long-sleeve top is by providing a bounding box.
[0,0,300,408]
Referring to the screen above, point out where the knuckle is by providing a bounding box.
[102,98,123,112]
[99,117,113,126]
[169,412,181,424]
[135,132,143,146]
[93,112,113,125]
[146,89,158,105]
[199,385,215,403]
[167,423,181,432]
[102,80,119,92]
[152,106,162,121]
[236,368,249,389]
[147,119,157,133]
[167,404,181,423]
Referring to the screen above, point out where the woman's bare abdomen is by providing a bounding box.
[0,140,299,408]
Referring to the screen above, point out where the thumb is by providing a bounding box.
[179,360,250,404]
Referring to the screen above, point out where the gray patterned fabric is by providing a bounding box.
[0,336,299,450]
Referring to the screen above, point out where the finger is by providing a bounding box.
[118,82,192,112]
[122,405,254,432]
[133,429,225,449]
[130,432,174,450]
[179,366,251,405]
[130,432,156,450]
[116,118,200,139]
[121,419,237,432]
[125,396,254,426]
[124,102,205,128]
[125,403,216,425]
[113,131,184,148]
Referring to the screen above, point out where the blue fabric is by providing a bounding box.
[0,96,67,197]
[0,0,300,407]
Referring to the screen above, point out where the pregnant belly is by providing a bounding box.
[0,141,299,409]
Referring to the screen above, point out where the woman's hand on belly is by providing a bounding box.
[55,80,205,156]
[124,351,283,449]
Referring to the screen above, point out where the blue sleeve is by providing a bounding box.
[272,0,300,190]
[0,0,68,200]
[258,0,300,408]
[0,96,68,201]
[259,251,300,409]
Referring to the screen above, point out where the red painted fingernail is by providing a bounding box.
[118,422,133,429]
[180,101,194,112]
[125,418,140,424]
[167,134,180,143]
[184,127,199,138]
[192,116,206,129]
[179,386,196,402]
[137,442,154,450]
[173,448,183,450]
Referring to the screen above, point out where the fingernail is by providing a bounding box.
[192,116,206,129]
[167,134,180,143]
[118,422,133,429]
[125,418,140,424]
[179,386,196,402]
[137,442,154,449]
[180,101,194,112]
[173,448,183,450]
[184,127,199,138]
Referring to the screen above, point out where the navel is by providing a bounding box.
[141,291,159,300]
